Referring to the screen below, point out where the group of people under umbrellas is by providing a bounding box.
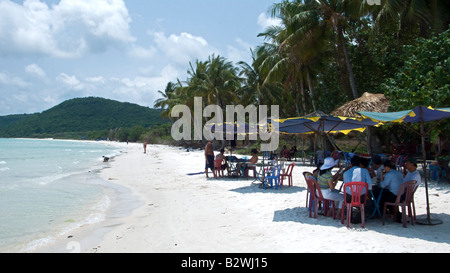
[314,152,421,222]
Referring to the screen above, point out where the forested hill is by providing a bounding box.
[0,97,168,138]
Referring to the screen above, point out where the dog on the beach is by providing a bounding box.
[103,156,110,162]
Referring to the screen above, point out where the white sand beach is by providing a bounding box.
[39,143,450,253]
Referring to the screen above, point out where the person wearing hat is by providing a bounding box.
[317,157,344,211]
[404,157,422,188]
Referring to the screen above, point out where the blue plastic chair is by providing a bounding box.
[342,152,351,167]
[264,164,282,189]
[428,164,445,182]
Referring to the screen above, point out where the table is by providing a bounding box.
[369,186,384,219]
[247,162,275,186]
[227,158,247,177]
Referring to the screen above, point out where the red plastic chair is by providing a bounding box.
[305,177,336,219]
[280,163,295,187]
[303,171,314,208]
[213,159,224,178]
[341,182,369,228]
[382,180,417,228]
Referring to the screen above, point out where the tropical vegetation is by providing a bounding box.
[154,0,450,146]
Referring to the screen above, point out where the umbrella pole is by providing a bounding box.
[417,120,442,225]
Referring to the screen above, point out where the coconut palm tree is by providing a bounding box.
[373,0,449,41]
[154,81,181,119]
[267,0,367,100]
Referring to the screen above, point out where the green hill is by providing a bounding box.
[0,97,169,138]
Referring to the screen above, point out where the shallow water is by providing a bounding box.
[0,138,123,252]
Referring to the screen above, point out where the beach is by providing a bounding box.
[37,142,450,253]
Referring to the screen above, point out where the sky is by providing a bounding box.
[0,0,282,116]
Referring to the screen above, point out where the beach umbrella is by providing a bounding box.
[272,112,379,135]
[358,106,450,225]
[270,112,380,163]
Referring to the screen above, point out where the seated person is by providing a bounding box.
[374,160,404,211]
[404,157,422,188]
[237,148,259,176]
[280,145,290,159]
[289,146,297,160]
[248,148,259,164]
[215,148,229,172]
[360,157,377,181]
[317,157,344,212]
[343,155,372,203]
[370,155,384,185]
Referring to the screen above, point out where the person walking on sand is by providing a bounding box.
[205,141,215,178]
[143,141,147,154]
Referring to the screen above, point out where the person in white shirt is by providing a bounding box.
[343,156,372,203]
[403,157,422,188]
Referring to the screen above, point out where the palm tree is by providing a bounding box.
[238,48,286,111]
[203,54,241,109]
[153,81,180,119]
[373,0,449,41]
[267,0,366,100]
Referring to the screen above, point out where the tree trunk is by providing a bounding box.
[299,77,307,115]
[338,26,359,99]
[306,68,317,112]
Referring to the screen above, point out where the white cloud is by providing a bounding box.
[0,0,135,58]
[257,13,282,29]
[57,73,84,90]
[25,63,46,77]
[150,31,217,65]
[86,76,106,84]
[0,72,29,88]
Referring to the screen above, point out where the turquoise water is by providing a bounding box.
[0,138,122,252]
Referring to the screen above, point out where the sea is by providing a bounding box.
[0,138,136,252]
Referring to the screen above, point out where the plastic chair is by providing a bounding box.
[264,164,282,189]
[428,164,443,182]
[342,152,351,167]
[280,163,295,187]
[213,159,224,178]
[305,177,336,218]
[341,182,369,228]
[382,180,417,228]
[303,171,314,208]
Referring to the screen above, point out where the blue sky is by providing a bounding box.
[0,0,281,115]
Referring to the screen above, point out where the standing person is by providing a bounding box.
[143,141,147,154]
[205,141,215,178]
[317,157,344,212]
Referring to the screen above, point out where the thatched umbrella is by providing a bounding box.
[332,92,390,118]
[332,92,390,154]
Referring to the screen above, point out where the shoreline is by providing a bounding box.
[30,141,143,253]
[35,142,450,253]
